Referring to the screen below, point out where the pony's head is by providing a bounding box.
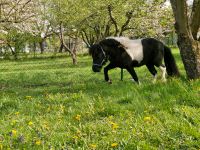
[89,44,107,72]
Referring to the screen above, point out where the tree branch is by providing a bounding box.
[170,0,193,38]
[119,11,133,36]
[190,0,200,40]
[107,5,119,36]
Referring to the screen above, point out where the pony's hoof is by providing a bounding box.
[108,80,112,84]
[130,79,140,85]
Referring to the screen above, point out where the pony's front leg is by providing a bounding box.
[126,67,139,84]
[104,63,116,83]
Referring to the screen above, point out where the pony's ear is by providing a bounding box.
[88,44,99,55]
[88,45,93,55]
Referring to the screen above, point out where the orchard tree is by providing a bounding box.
[170,0,200,79]
[80,0,174,46]
[47,0,88,64]
[0,0,36,57]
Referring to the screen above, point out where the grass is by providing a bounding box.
[0,49,200,149]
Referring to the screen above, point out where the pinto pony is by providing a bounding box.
[89,37,179,84]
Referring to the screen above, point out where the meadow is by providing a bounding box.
[0,49,200,150]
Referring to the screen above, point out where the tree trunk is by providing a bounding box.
[177,34,200,79]
[170,0,200,79]
[59,42,64,53]
[33,42,36,57]
[39,39,45,54]
[71,53,77,65]
[59,22,77,65]
[72,38,78,65]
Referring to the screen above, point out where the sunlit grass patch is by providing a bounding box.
[0,50,200,149]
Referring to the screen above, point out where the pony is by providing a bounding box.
[89,37,179,84]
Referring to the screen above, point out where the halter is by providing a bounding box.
[93,45,107,67]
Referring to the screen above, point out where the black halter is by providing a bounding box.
[93,45,107,67]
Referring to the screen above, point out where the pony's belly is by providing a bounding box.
[131,60,143,67]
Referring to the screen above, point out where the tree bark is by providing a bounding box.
[39,39,45,54]
[59,42,64,53]
[170,0,200,79]
[33,42,36,57]
[177,35,200,79]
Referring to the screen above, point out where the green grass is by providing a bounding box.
[0,49,200,150]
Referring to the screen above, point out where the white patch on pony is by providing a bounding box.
[153,74,157,84]
[130,78,141,85]
[159,66,166,82]
[107,37,143,63]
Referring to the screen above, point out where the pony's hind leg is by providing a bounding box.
[159,64,167,82]
[146,64,157,83]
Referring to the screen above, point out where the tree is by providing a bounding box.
[0,0,36,58]
[170,0,200,79]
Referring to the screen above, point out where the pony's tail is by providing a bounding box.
[163,45,180,77]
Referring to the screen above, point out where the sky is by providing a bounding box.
[164,0,194,6]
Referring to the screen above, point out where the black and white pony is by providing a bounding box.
[89,37,179,84]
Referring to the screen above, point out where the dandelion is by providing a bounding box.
[42,123,50,130]
[109,122,119,130]
[60,104,65,113]
[144,116,151,122]
[111,142,118,148]
[35,140,41,145]
[0,143,3,150]
[15,112,20,115]
[74,114,81,121]
[28,121,33,126]
[72,136,79,140]
[25,96,32,100]
[89,144,97,149]
[76,130,81,136]
[11,129,17,136]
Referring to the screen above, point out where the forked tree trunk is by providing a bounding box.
[170,0,200,79]
[59,22,77,65]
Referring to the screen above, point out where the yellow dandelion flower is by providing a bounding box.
[60,105,65,113]
[42,123,50,130]
[89,144,97,149]
[25,96,32,100]
[111,142,118,148]
[28,121,33,126]
[35,140,41,145]
[11,129,17,136]
[15,112,20,115]
[72,136,79,140]
[109,121,119,130]
[74,114,81,121]
[112,123,119,130]
[76,130,81,135]
[144,116,151,122]
[0,143,3,150]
